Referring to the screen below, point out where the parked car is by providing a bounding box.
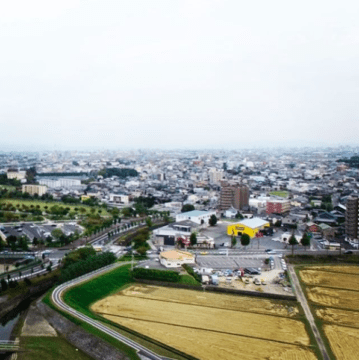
[253,278,261,285]
[344,250,353,254]
[265,249,273,252]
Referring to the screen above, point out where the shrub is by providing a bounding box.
[182,264,201,282]
[132,268,180,282]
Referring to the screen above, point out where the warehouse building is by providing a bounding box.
[227,218,270,238]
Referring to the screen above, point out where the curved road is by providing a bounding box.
[51,262,163,360]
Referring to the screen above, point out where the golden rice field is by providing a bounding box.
[316,307,359,328]
[92,285,316,360]
[299,265,359,359]
[300,269,359,291]
[324,325,359,360]
[306,286,359,310]
[309,265,359,275]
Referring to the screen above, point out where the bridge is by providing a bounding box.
[0,340,21,352]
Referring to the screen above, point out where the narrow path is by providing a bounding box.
[288,265,330,360]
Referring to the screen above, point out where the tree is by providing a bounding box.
[190,232,197,246]
[181,204,195,213]
[240,233,250,248]
[208,214,217,226]
[235,211,244,219]
[231,236,237,248]
[136,246,148,256]
[300,232,310,251]
[289,234,298,255]
[1,279,8,292]
[51,228,64,242]
[145,217,153,228]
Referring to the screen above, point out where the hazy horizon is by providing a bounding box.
[1,1,359,150]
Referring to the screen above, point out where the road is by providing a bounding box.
[51,262,163,360]
[287,265,330,360]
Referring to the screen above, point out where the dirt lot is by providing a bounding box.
[92,285,316,360]
[324,324,359,360]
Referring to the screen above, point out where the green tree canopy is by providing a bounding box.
[190,232,197,246]
[181,204,195,213]
[240,233,250,247]
[300,233,310,250]
[209,214,217,226]
[231,236,237,248]
[289,234,298,255]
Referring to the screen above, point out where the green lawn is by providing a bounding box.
[269,191,289,198]
[0,185,16,191]
[0,199,109,216]
[179,274,201,286]
[18,337,94,360]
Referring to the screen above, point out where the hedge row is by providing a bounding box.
[182,264,201,282]
[60,252,116,283]
[132,268,180,282]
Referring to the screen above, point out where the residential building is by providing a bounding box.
[7,170,26,181]
[22,184,47,196]
[208,168,223,184]
[266,199,291,214]
[109,194,129,204]
[345,196,359,246]
[219,181,249,210]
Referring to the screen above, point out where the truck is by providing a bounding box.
[211,274,219,285]
[202,275,210,285]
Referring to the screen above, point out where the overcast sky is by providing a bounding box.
[0,0,358,150]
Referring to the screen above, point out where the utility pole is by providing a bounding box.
[131,252,134,271]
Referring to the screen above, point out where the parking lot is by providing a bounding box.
[196,255,266,270]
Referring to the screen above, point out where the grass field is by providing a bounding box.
[92,284,317,360]
[269,191,289,198]
[18,337,94,360]
[299,265,359,359]
[0,198,110,216]
[0,185,16,191]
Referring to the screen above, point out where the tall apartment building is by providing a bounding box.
[345,196,359,244]
[22,184,47,196]
[208,168,223,185]
[219,181,249,210]
[266,199,291,215]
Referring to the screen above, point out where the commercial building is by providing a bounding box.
[219,181,249,210]
[159,250,195,268]
[7,170,26,181]
[109,194,129,204]
[345,196,359,247]
[266,199,291,215]
[38,178,82,188]
[22,184,47,196]
[227,218,270,238]
[176,210,217,225]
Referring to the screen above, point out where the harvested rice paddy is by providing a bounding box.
[92,285,316,360]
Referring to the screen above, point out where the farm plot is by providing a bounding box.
[306,287,359,310]
[92,285,316,360]
[316,307,359,328]
[121,285,300,317]
[324,325,359,360]
[298,265,359,359]
[308,265,359,275]
[300,269,359,291]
